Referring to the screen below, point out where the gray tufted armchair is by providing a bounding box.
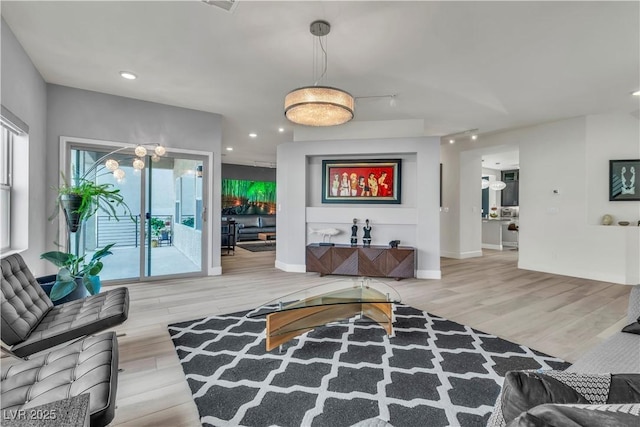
[1,252,129,358]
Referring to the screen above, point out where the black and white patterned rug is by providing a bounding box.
[168,305,570,427]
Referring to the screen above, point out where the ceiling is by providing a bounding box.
[2,1,639,166]
[482,150,519,171]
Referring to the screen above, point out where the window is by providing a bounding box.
[1,106,29,252]
[0,126,12,251]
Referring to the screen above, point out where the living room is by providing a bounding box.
[1,2,639,426]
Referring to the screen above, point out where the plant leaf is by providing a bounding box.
[88,261,103,276]
[83,274,101,295]
[50,269,77,301]
[56,267,74,282]
[91,243,115,262]
[40,251,74,268]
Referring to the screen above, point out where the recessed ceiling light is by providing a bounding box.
[226,147,233,151]
[449,139,455,144]
[471,134,478,140]
[633,90,640,96]
[249,133,257,138]
[278,128,285,133]
[119,71,137,80]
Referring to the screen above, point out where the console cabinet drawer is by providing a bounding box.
[306,244,415,279]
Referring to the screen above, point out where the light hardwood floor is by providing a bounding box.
[102,248,630,426]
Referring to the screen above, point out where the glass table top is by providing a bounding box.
[247,277,402,318]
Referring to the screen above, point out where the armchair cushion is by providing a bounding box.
[1,253,129,358]
[1,254,52,345]
[1,332,119,427]
[10,288,129,358]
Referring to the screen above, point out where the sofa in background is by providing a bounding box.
[224,214,276,242]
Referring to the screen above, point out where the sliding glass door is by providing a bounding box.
[144,157,204,277]
[68,144,206,282]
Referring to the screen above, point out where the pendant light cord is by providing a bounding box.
[313,34,328,86]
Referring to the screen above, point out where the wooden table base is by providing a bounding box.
[265,302,393,351]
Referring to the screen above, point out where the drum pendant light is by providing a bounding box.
[284,20,354,127]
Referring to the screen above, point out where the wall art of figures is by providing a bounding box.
[321,159,402,204]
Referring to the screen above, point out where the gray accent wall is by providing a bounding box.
[1,18,48,272]
[222,163,276,182]
[45,84,223,274]
[276,137,441,278]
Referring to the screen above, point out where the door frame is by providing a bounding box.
[59,136,215,282]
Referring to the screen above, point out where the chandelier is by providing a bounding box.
[489,180,507,191]
[284,20,354,127]
[84,143,167,183]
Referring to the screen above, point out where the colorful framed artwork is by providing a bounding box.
[609,159,640,201]
[221,179,276,214]
[321,159,402,204]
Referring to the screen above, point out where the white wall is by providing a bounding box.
[45,85,223,275]
[276,133,441,279]
[586,113,640,225]
[1,18,48,272]
[441,113,640,284]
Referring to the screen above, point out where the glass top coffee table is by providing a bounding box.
[248,277,402,351]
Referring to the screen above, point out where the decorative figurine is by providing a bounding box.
[351,218,358,246]
[363,219,372,247]
[389,240,400,248]
[309,227,341,246]
[601,214,613,226]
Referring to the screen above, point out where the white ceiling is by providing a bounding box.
[2,1,639,166]
[482,150,519,171]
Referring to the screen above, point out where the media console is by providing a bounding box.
[305,243,415,280]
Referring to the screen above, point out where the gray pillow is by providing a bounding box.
[622,316,640,335]
[259,216,276,227]
[234,216,260,228]
[507,403,640,427]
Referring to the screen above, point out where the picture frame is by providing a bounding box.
[609,159,640,201]
[322,159,402,204]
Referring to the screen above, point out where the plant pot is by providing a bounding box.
[60,194,84,233]
[37,275,89,306]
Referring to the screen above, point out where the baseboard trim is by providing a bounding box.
[416,269,441,279]
[518,262,629,285]
[441,250,483,259]
[481,244,503,251]
[275,260,306,273]
[209,266,222,276]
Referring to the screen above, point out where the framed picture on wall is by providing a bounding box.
[321,159,402,204]
[609,159,640,201]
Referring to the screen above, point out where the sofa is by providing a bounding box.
[225,214,276,242]
[487,284,640,427]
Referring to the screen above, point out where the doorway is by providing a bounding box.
[481,150,519,252]
[63,140,208,282]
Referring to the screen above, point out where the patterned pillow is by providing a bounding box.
[622,316,640,335]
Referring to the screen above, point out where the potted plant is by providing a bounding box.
[40,243,115,303]
[50,172,133,233]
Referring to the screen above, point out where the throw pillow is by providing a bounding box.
[507,403,640,427]
[622,316,640,335]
